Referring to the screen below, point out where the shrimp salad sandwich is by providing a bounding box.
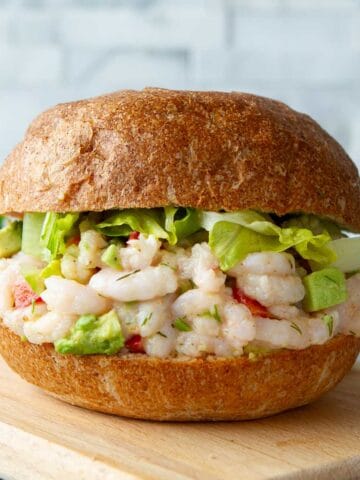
[0,88,359,421]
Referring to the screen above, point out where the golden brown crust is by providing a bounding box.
[0,88,359,230]
[0,323,358,421]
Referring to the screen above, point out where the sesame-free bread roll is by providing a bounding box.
[0,88,359,231]
[0,324,359,421]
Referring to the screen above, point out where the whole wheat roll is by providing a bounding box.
[0,88,358,231]
[0,324,359,421]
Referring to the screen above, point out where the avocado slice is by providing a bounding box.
[0,221,22,258]
[302,267,347,312]
[55,310,124,355]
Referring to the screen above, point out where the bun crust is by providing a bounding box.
[0,88,359,231]
[0,324,358,421]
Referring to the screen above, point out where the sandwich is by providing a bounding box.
[0,87,359,421]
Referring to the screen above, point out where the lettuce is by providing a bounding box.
[22,213,46,259]
[201,210,336,271]
[96,209,168,239]
[282,214,343,240]
[40,213,79,261]
[330,237,360,273]
[164,207,201,245]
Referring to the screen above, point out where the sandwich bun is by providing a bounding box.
[0,324,359,421]
[0,88,359,231]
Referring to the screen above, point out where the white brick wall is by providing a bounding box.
[0,0,359,171]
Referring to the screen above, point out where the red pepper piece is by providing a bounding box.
[128,231,140,241]
[66,235,81,247]
[13,281,39,309]
[125,334,145,353]
[232,286,272,318]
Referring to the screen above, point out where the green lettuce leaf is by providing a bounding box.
[41,259,62,279]
[330,237,360,273]
[40,213,79,261]
[282,214,343,240]
[55,310,124,355]
[22,213,46,259]
[164,207,201,245]
[96,209,168,239]
[202,210,336,271]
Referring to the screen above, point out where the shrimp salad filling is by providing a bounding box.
[0,208,359,358]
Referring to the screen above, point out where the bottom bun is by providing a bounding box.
[0,324,359,421]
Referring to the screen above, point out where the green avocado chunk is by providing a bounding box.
[0,221,22,258]
[302,267,347,312]
[55,310,124,355]
[101,244,122,270]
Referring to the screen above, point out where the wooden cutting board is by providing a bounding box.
[0,358,359,480]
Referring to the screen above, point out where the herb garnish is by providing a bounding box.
[141,312,153,326]
[173,317,192,332]
[199,304,222,323]
[157,331,167,338]
[322,314,334,336]
[290,322,302,335]
[160,262,177,271]
[116,270,140,281]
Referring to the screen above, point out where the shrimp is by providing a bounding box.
[24,311,77,344]
[78,229,107,268]
[221,302,256,350]
[42,276,111,315]
[172,289,222,318]
[90,266,178,302]
[137,295,174,337]
[240,275,305,307]
[61,245,94,284]
[120,234,161,271]
[255,317,311,349]
[178,243,225,293]
[0,266,17,314]
[3,302,48,337]
[143,322,176,358]
[229,252,304,307]
[332,273,360,336]
[229,252,296,276]
[176,332,215,357]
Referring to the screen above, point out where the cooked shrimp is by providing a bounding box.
[3,302,48,337]
[229,252,296,276]
[120,234,161,271]
[176,332,215,357]
[332,273,360,335]
[90,266,178,302]
[255,317,311,349]
[229,252,304,307]
[178,243,225,292]
[240,274,305,307]
[0,266,17,314]
[137,295,174,337]
[42,276,111,315]
[61,245,94,284]
[172,289,222,318]
[222,302,256,350]
[24,311,77,344]
[143,322,176,358]
[78,229,107,268]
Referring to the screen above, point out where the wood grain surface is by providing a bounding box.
[0,357,359,480]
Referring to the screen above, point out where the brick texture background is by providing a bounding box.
[0,0,359,169]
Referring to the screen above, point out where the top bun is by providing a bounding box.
[0,88,359,230]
